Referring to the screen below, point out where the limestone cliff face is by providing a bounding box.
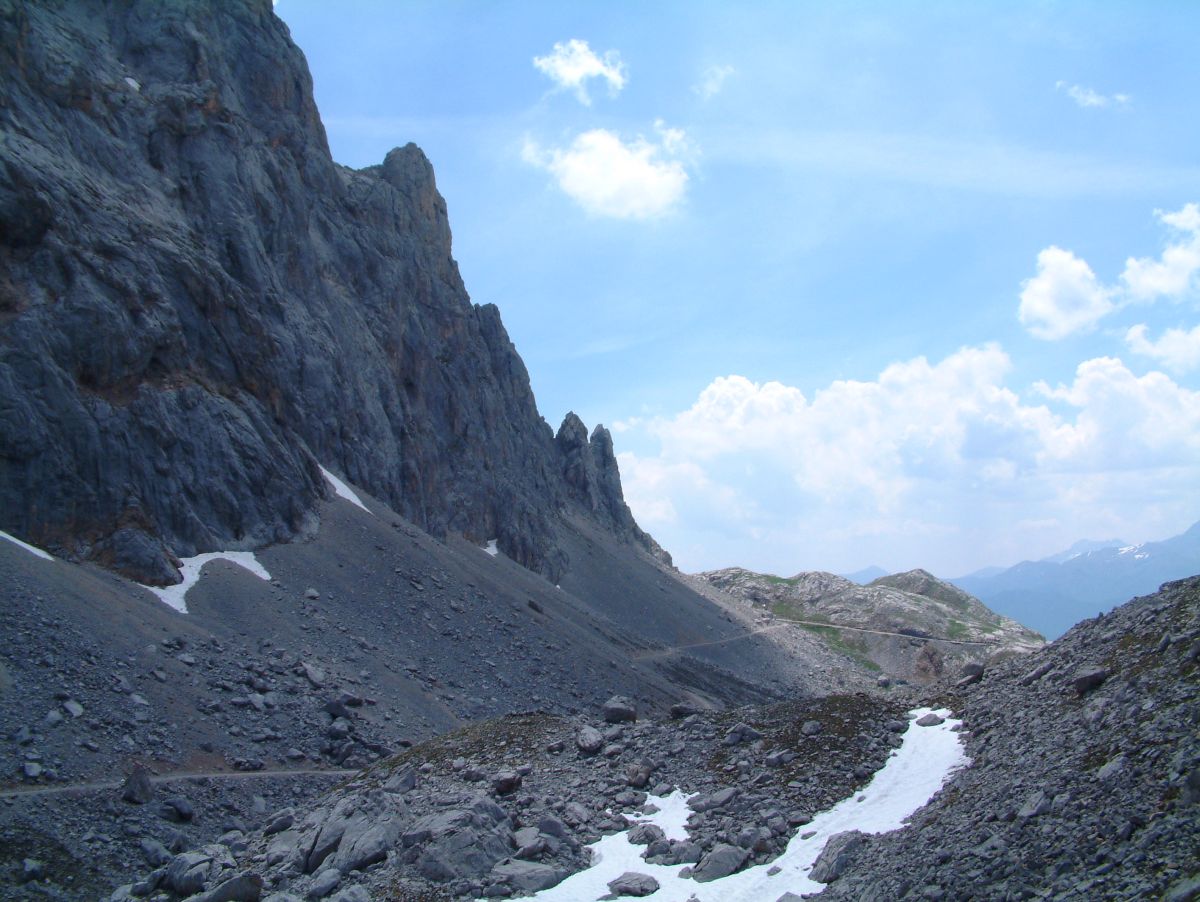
[0,0,660,582]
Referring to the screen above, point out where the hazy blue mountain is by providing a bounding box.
[951,521,1200,639]
[1040,538,1126,564]
[841,565,889,584]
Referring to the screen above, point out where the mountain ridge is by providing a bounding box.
[0,0,659,588]
[952,519,1200,638]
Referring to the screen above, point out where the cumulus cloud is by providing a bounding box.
[1020,203,1200,339]
[1018,246,1115,339]
[618,348,1200,574]
[1125,323,1200,373]
[533,39,626,105]
[523,122,692,219]
[693,64,735,100]
[1055,81,1131,109]
[1119,203,1200,301]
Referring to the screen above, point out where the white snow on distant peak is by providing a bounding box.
[1118,544,1142,555]
[0,530,54,561]
[483,539,500,557]
[143,551,271,615]
[523,707,968,902]
[319,465,370,513]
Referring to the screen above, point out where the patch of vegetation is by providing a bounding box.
[795,622,881,672]
[946,619,968,640]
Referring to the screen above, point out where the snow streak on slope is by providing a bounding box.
[319,465,371,513]
[0,529,54,561]
[526,707,968,901]
[143,552,272,614]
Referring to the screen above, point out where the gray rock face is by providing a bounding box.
[0,0,663,585]
[809,830,866,882]
[607,871,660,896]
[691,842,750,882]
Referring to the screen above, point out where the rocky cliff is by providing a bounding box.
[0,0,659,585]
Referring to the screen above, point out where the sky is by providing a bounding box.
[275,1,1200,579]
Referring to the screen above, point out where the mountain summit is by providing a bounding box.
[0,0,662,586]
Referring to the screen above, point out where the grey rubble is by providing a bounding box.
[110,692,911,900]
[821,576,1200,901]
[106,578,1200,901]
[0,0,659,585]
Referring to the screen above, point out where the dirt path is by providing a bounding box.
[0,766,355,800]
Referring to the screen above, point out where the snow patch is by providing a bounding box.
[1118,544,1142,555]
[144,552,271,615]
[319,466,370,513]
[483,539,500,557]
[525,707,968,901]
[0,530,53,561]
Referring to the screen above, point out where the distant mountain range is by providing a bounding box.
[950,521,1200,639]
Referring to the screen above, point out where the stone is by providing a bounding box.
[489,860,566,894]
[327,888,371,902]
[332,816,401,872]
[1071,666,1109,695]
[577,726,604,755]
[161,796,195,822]
[122,764,155,804]
[139,838,172,867]
[303,663,326,689]
[602,696,638,723]
[492,770,522,795]
[607,871,660,896]
[801,720,822,736]
[692,843,750,882]
[690,787,738,812]
[20,859,45,883]
[63,699,84,717]
[915,712,945,727]
[164,851,212,896]
[193,873,265,902]
[809,830,866,883]
[1017,790,1051,819]
[309,868,341,899]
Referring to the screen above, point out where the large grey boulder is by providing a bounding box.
[810,831,867,883]
[608,871,660,896]
[603,696,638,723]
[489,860,567,894]
[692,843,750,882]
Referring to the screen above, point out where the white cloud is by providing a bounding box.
[693,64,735,100]
[1020,203,1200,339]
[1125,323,1200,373]
[1055,81,1131,109]
[618,348,1200,575]
[1018,246,1115,339]
[523,123,692,219]
[1119,203,1200,301]
[533,39,626,105]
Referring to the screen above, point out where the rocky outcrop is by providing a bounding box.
[0,0,658,584]
[697,567,1043,681]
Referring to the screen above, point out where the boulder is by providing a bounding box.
[607,871,660,896]
[692,843,750,882]
[810,830,866,883]
[489,860,566,894]
[121,765,155,805]
[577,726,604,755]
[603,696,638,723]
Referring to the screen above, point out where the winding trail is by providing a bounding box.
[0,766,355,800]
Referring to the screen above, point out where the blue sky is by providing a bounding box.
[276,1,1200,578]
